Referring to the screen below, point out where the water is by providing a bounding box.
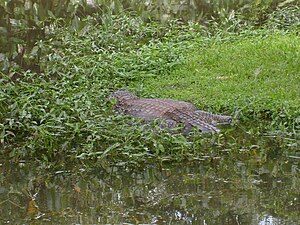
[1,133,300,225]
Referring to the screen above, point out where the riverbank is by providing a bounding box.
[0,13,299,166]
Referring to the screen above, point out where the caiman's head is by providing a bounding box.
[108,90,138,103]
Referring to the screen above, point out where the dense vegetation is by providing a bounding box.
[139,32,300,128]
[0,1,300,168]
[1,0,299,72]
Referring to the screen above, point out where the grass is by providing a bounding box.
[0,15,203,165]
[0,12,299,168]
[136,31,300,130]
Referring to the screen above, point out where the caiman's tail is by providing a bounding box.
[164,109,221,133]
[194,110,232,125]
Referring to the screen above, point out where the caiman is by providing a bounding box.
[109,90,232,133]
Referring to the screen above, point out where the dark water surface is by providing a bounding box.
[1,130,300,224]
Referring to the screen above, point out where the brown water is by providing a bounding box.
[1,133,300,225]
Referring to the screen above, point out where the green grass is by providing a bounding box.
[0,13,299,168]
[136,32,300,128]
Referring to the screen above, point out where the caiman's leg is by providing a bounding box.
[183,123,193,134]
[155,119,179,133]
[166,119,177,128]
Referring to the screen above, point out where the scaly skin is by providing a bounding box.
[109,90,232,133]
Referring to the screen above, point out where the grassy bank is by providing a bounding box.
[0,12,299,167]
[135,31,300,131]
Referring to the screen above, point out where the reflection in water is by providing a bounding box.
[0,160,300,224]
[0,129,299,224]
